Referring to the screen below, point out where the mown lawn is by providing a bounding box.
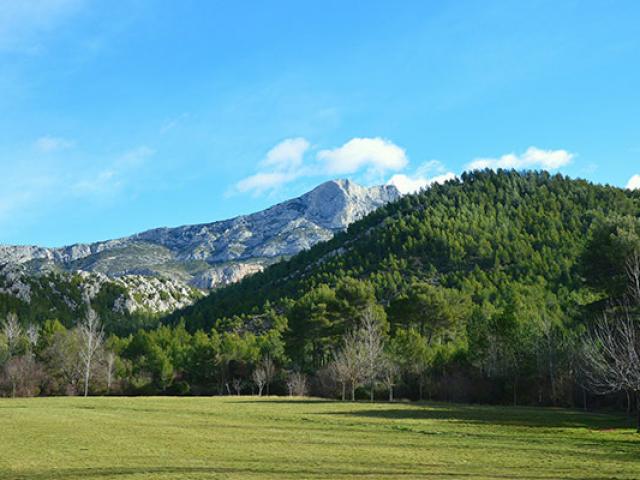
[0,397,638,479]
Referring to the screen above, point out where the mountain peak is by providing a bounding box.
[301,179,399,230]
[0,179,399,290]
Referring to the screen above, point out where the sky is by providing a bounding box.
[1,0,639,247]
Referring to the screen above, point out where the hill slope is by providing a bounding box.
[167,170,640,405]
[176,170,639,328]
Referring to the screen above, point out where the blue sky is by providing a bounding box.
[1,0,639,247]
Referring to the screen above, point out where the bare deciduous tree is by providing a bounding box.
[26,324,39,352]
[581,308,640,432]
[583,314,640,423]
[3,355,43,397]
[332,330,364,401]
[380,355,400,402]
[358,307,385,401]
[252,366,266,396]
[105,351,116,394]
[260,355,276,396]
[78,307,104,397]
[329,354,349,400]
[582,251,640,432]
[286,371,308,397]
[3,313,22,355]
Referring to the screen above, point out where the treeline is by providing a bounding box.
[0,307,289,397]
[1,170,639,415]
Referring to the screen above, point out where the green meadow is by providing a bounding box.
[1,397,638,479]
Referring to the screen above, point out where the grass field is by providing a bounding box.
[0,397,638,479]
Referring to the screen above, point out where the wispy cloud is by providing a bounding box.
[160,113,190,134]
[0,176,58,223]
[0,143,155,239]
[73,146,154,196]
[387,160,456,194]
[317,137,407,176]
[235,172,299,195]
[234,138,310,195]
[627,174,640,190]
[466,146,574,171]
[34,135,75,153]
[261,137,310,172]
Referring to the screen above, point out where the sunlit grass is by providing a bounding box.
[1,397,637,479]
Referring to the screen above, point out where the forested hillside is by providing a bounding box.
[2,170,639,407]
[177,170,638,326]
[162,170,640,404]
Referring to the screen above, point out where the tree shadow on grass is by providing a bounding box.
[318,404,639,465]
[229,398,338,405]
[229,397,635,431]
[319,402,633,430]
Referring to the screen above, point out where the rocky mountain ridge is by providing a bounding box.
[0,180,399,319]
[0,180,399,289]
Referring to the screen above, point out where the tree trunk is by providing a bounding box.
[351,383,355,401]
[388,386,393,402]
[370,381,374,402]
[84,361,90,397]
[341,383,345,401]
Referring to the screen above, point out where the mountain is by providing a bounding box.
[5,170,640,405]
[0,179,399,289]
[171,170,639,334]
[158,170,640,403]
[0,180,399,330]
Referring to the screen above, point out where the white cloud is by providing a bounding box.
[235,172,297,195]
[235,137,410,196]
[387,160,456,194]
[627,174,640,190]
[261,137,310,171]
[234,138,311,195]
[317,137,407,175]
[34,135,75,153]
[388,172,456,194]
[466,146,574,171]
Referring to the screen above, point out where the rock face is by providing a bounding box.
[0,264,201,316]
[0,180,400,291]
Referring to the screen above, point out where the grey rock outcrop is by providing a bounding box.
[0,180,399,292]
